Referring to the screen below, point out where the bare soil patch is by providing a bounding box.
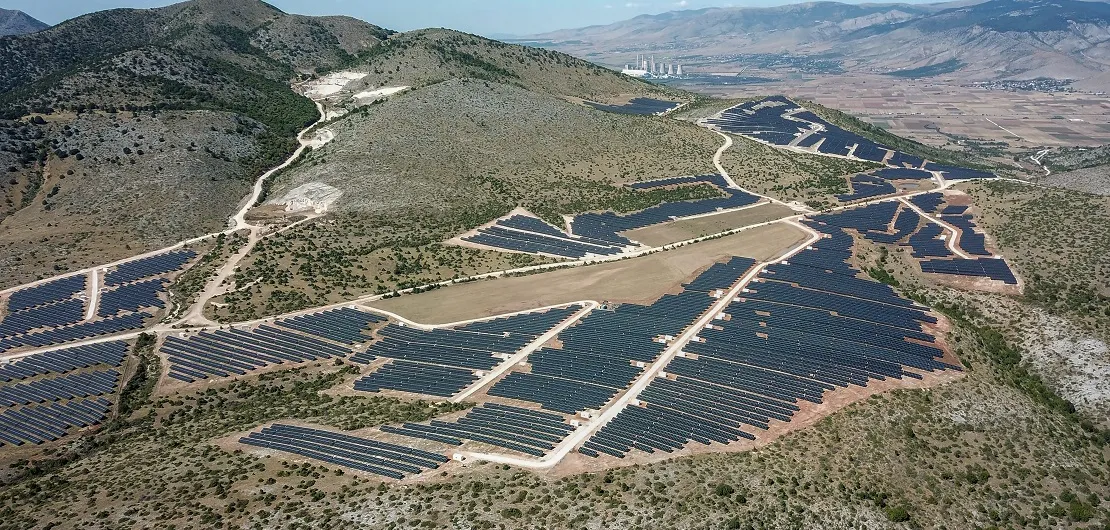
[621,203,794,247]
[369,222,807,324]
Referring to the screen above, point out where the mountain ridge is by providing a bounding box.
[526,0,1110,82]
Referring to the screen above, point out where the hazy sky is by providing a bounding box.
[9,0,941,36]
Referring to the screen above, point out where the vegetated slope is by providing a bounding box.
[272,79,716,218]
[339,28,677,103]
[531,0,1110,81]
[0,8,48,36]
[0,0,389,287]
[720,134,881,207]
[217,78,719,319]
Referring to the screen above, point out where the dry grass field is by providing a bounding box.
[370,222,807,323]
[620,202,795,246]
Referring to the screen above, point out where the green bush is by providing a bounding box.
[885,505,910,523]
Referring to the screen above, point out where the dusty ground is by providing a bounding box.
[369,222,807,324]
[621,202,795,247]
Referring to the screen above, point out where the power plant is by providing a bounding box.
[622,55,686,79]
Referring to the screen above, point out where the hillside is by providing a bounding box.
[528,0,1110,82]
[320,27,681,108]
[214,78,720,319]
[0,8,47,36]
[0,0,388,287]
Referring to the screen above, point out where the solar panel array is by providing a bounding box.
[239,423,448,479]
[580,222,956,459]
[97,279,167,317]
[920,258,1018,284]
[570,175,760,245]
[887,152,925,169]
[0,369,119,406]
[816,197,1017,285]
[0,313,149,353]
[104,250,196,286]
[351,307,579,397]
[354,360,478,397]
[907,222,954,258]
[0,250,195,355]
[0,342,127,382]
[382,403,576,457]
[873,168,932,181]
[0,398,112,446]
[0,342,125,444]
[0,298,85,338]
[704,97,1000,181]
[488,258,755,414]
[703,97,891,162]
[274,307,383,344]
[162,325,352,382]
[585,98,680,115]
[837,174,896,202]
[6,275,86,312]
[464,216,628,259]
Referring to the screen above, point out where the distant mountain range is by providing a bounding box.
[0,8,48,36]
[525,0,1110,83]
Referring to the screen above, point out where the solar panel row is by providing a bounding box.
[0,341,127,382]
[0,368,120,406]
[0,298,86,339]
[275,307,383,345]
[239,423,447,479]
[162,325,352,382]
[0,313,149,354]
[0,397,112,446]
[104,250,196,286]
[382,403,575,457]
[5,275,87,312]
[350,307,579,397]
[97,278,167,317]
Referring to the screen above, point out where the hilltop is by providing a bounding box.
[0,8,47,36]
[0,0,387,287]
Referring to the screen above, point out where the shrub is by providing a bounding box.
[885,505,910,523]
